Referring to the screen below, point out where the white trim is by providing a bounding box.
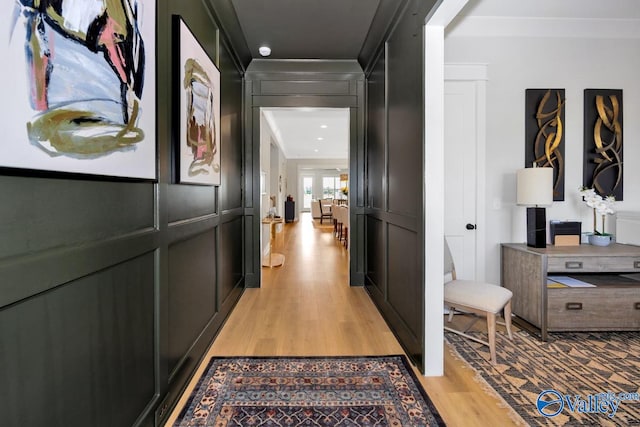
[474,80,487,282]
[426,0,469,26]
[424,24,445,377]
[447,16,640,39]
[424,0,470,377]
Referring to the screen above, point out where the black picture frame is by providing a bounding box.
[583,89,623,200]
[525,88,566,201]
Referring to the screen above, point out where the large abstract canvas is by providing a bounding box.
[175,17,221,186]
[2,1,156,179]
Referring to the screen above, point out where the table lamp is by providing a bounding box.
[517,166,553,248]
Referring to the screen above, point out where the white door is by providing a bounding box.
[301,175,314,212]
[444,80,481,280]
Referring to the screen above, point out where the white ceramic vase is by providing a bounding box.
[588,234,612,247]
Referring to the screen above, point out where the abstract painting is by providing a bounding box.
[2,1,156,179]
[583,89,623,200]
[525,89,565,201]
[175,17,220,185]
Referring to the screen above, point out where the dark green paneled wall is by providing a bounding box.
[0,253,155,427]
[363,0,437,372]
[0,0,245,426]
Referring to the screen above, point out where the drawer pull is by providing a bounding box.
[635,261,640,269]
[566,302,583,310]
[565,261,583,269]
[635,303,640,310]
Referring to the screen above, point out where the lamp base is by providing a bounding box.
[527,207,547,248]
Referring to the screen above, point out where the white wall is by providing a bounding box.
[270,144,286,217]
[445,33,640,283]
[260,112,287,256]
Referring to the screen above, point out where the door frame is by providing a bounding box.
[424,0,471,376]
[246,102,362,289]
[243,61,366,289]
[254,106,357,285]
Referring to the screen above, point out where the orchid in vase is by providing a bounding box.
[579,187,615,236]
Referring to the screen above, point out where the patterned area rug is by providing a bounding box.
[173,355,444,426]
[445,329,640,426]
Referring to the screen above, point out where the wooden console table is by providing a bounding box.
[501,243,640,340]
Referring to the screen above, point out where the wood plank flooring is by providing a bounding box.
[164,213,519,426]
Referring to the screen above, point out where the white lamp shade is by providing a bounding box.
[516,167,553,206]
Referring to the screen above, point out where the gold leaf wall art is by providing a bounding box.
[583,89,623,200]
[525,89,566,201]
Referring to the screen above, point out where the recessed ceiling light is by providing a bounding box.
[314,149,319,153]
[258,46,271,57]
[320,125,328,129]
[317,137,324,141]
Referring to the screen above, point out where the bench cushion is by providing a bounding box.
[444,280,512,313]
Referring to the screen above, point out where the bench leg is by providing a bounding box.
[504,300,513,339]
[487,312,497,365]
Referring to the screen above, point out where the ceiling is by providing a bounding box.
[226,0,640,64]
[230,0,382,60]
[263,108,349,160]
[239,0,640,159]
[226,0,409,160]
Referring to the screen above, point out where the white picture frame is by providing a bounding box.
[176,17,221,186]
[1,1,156,180]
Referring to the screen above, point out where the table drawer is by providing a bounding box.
[547,256,640,273]
[547,288,640,330]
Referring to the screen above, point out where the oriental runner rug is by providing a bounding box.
[445,329,640,426]
[173,355,444,426]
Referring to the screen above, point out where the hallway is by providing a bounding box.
[165,213,517,426]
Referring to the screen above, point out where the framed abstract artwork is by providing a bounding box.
[1,1,156,179]
[583,89,623,200]
[174,16,221,186]
[525,89,566,201]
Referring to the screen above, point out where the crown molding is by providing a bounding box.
[447,16,640,39]
[261,110,288,158]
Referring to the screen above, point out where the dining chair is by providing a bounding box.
[333,205,348,248]
[318,200,332,224]
[443,239,513,364]
[338,206,348,248]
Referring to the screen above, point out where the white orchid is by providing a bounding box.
[601,196,615,215]
[579,187,599,208]
[579,187,615,235]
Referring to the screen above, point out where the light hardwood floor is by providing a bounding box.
[164,213,519,426]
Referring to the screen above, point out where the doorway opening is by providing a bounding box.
[258,107,351,283]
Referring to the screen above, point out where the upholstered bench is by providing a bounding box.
[444,241,513,365]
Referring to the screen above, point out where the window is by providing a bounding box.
[322,176,342,199]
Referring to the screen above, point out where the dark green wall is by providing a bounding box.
[0,0,442,424]
[363,0,437,373]
[0,0,244,426]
